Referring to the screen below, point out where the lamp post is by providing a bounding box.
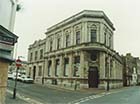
[13,57,22,99]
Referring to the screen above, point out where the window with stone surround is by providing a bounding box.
[73,56,80,77]
[109,35,112,48]
[48,60,52,76]
[90,29,97,42]
[64,58,69,76]
[104,32,107,45]
[55,59,60,76]
[105,57,109,78]
[35,51,38,60]
[40,49,43,59]
[76,31,80,45]
[110,58,113,77]
[50,40,53,52]
[30,52,33,61]
[57,38,61,50]
[66,35,70,47]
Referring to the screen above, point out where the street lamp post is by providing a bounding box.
[13,57,22,99]
[13,66,19,99]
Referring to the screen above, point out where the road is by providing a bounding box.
[78,86,140,104]
[7,80,91,104]
[7,80,140,104]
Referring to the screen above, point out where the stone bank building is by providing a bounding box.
[28,10,123,90]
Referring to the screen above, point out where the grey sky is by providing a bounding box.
[14,0,140,60]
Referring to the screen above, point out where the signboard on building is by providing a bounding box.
[0,35,14,45]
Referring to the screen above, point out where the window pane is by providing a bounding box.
[91,29,96,42]
[76,31,80,44]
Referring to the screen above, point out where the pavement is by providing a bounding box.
[5,91,29,104]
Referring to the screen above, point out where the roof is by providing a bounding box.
[45,10,115,34]
[0,25,18,43]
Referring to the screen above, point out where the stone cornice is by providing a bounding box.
[45,10,115,34]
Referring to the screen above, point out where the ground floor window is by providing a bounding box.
[55,59,60,76]
[48,60,52,76]
[64,58,69,76]
[73,56,80,77]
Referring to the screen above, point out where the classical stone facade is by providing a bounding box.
[28,10,123,90]
[28,39,46,84]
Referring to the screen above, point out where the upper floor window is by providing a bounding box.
[104,32,107,45]
[50,40,53,52]
[57,38,61,50]
[76,31,80,45]
[109,35,112,48]
[35,51,38,60]
[66,35,70,47]
[30,52,33,61]
[40,49,43,59]
[90,29,97,42]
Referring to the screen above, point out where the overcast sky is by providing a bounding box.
[14,0,140,60]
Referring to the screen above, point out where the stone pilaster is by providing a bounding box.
[69,54,73,78]
[44,58,48,77]
[51,57,55,77]
[80,51,85,78]
[59,55,64,77]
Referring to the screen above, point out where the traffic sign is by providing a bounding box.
[16,59,22,67]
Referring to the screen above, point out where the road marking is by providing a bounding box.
[68,90,123,104]
[7,89,44,104]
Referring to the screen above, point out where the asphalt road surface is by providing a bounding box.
[7,80,140,104]
[79,86,140,104]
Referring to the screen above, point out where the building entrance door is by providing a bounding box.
[33,66,36,80]
[88,67,99,88]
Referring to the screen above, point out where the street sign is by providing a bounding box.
[16,59,22,67]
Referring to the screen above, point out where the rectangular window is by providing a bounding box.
[40,49,43,59]
[38,66,42,76]
[66,35,70,47]
[104,32,106,45]
[73,56,80,77]
[35,51,38,60]
[109,35,111,48]
[30,53,33,61]
[91,29,96,42]
[57,38,61,50]
[55,59,60,76]
[105,57,109,77]
[50,40,53,52]
[64,58,69,76]
[76,31,80,45]
[110,59,113,77]
[48,61,52,76]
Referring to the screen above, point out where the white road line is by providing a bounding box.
[7,89,44,104]
[68,90,124,104]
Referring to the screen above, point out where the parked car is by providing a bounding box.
[8,72,14,79]
[20,75,34,83]
[12,73,21,80]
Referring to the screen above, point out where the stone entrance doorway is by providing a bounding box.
[88,67,99,88]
